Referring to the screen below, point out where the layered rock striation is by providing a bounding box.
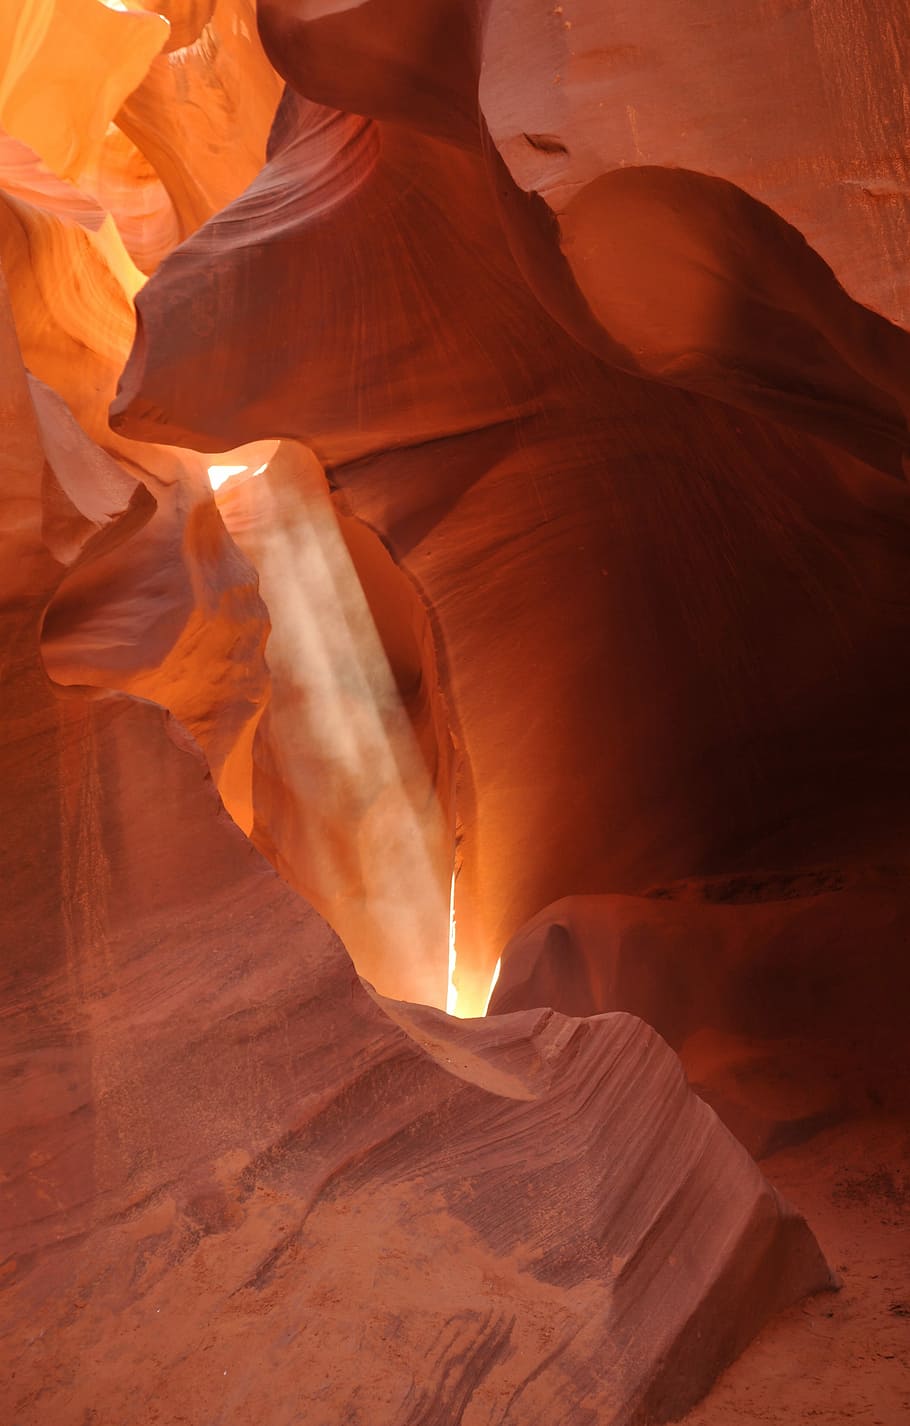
[2,2,908,1422]
[0,277,832,1424]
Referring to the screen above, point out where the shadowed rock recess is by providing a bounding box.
[1,3,907,1424]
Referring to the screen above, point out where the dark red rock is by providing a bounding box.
[0,274,832,1425]
[110,8,910,1010]
[488,869,910,1157]
[2,6,907,1420]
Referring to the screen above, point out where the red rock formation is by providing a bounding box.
[1,3,907,1420]
[0,0,280,277]
[0,0,167,182]
[488,868,910,1156]
[0,142,271,831]
[112,56,910,1010]
[0,275,832,1424]
[116,0,283,242]
[0,132,108,231]
[481,0,910,329]
[76,122,180,275]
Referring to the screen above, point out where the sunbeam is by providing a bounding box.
[215,442,455,1011]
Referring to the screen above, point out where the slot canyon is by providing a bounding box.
[1,1,908,1422]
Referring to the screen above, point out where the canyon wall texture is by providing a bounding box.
[1,2,908,1423]
[111,0,910,1008]
[0,282,834,1422]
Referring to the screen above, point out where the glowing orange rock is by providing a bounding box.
[113,59,910,1011]
[3,4,904,1420]
[116,0,283,240]
[0,176,268,827]
[75,119,180,273]
[0,0,279,273]
[0,131,109,231]
[0,0,167,181]
[0,301,833,1422]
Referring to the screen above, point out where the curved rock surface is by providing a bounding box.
[1,0,281,275]
[110,2,910,1010]
[0,277,833,1424]
[489,868,910,1158]
[481,0,910,329]
[0,147,272,829]
[116,0,282,242]
[0,0,167,182]
[1,4,907,1421]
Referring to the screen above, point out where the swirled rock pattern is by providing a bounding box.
[2,3,908,1423]
[0,276,832,1425]
[0,131,271,828]
[113,13,910,1005]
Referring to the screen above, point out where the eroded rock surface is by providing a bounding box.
[489,869,910,1158]
[1,3,907,1421]
[0,279,832,1424]
[111,2,910,1011]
